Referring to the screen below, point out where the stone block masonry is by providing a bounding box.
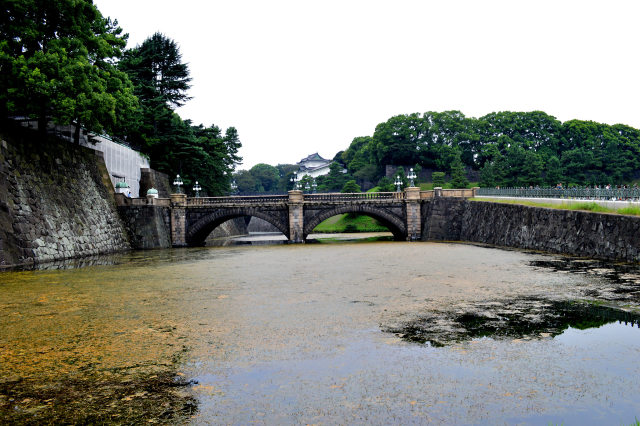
[423,198,640,263]
[140,168,171,198]
[0,125,130,267]
[118,205,171,249]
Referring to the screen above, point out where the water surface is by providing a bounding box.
[1,242,639,424]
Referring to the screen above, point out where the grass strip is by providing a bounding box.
[313,213,389,233]
[472,198,640,216]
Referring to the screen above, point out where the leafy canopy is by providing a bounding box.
[0,0,139,141]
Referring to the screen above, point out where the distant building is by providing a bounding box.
[297,153,333,178]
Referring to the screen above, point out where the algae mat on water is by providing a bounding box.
[1,244,640,423]
[0,261,199,424]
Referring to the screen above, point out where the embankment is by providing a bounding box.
[0,125,130,267]
[423,198,640,262]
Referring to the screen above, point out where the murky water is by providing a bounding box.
[1,242,640,424]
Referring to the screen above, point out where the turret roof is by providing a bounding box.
[298,152,328,163]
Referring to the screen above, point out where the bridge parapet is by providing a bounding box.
[187,195,289,206]
[304,192,402,202]
[181,188,477,207]
[419,188,477,199]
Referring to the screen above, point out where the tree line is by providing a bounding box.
[236,110,640,194]
[344,110,640,189]
[0,0,240,195]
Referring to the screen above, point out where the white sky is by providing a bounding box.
[97,0,640,169]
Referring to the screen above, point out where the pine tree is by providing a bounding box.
[449,153,469,188]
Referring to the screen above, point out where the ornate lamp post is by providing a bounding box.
[290,172,300,190]
[312,178,317,193]
[231,180,238,195]
[193,180,201,198]
[173,174,183,194]
[394,175,403,192]
[305,182,311,193]
[408,168,417,187]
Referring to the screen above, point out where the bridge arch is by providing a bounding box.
[187,207,289,246]
[303,205,406,241]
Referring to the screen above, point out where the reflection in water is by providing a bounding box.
[1,243,640,423]
[206,231,395,246]
[387,298,640,346]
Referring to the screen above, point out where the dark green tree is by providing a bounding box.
[119,32,192,147]
[118,32,240,194]
[0,0,139,141]
[372,114,423,167]
[317,162,351,192]
[119,32,191,108]
[544,155,563,186]
[449,153,469,188]
[376,176,395,192]
[250,163,280,193]
[412,164,422,185]
[235,170,258,193]
[431,172,446,188]
[275,164,299,192]
[299,175,315,192]
[341,180,361,193]
[188,124,241,195]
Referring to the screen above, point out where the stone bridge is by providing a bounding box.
[166,188,477,246]
[117,187,640,262]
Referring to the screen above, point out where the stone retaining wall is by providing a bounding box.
[140,168,171,198]
[206,217,249,241]
[423,198,640,262]
[118,205,171,249]
[0,126,130,266]
[247,217,280,233]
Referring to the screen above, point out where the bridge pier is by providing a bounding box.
[170,193,187,247]
[405,187,421,241]
[288,190,305,243]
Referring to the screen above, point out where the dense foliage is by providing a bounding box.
[1,2,240,195]
[343,111,640,188]
[0,0,138,142]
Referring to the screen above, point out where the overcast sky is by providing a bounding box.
[97,0,640,169]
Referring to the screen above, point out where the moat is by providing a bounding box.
[1,241,640,424]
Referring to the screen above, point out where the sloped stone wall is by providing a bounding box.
[0,126,130,267]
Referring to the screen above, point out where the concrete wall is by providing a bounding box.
[0,126,130,267]
[423,198,640,262]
